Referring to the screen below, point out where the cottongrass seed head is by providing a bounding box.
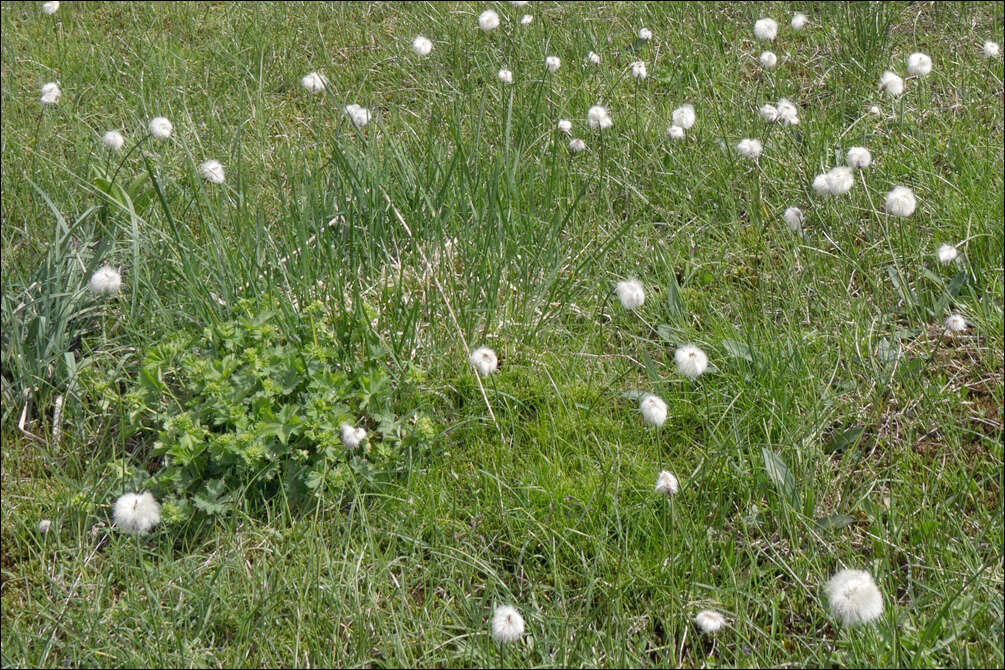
[936,244,958,264]
[667,125,685,140]
[759,51,778,69]
[344,104,371,128]
[199,159,225,184]
[879,70,904,96]
[587,51,601,65]
[638,27,653,41]
[776,98,799,125]
[113,491,161,535]
[907,52,932,76]
[520,14,533,25]
[813,166,855,196]
[568,138,586,154]
[38,519,52,534]
[791,12,809,30]
[545,55,561,72]
[736,138,762,161]
[149,116,172,140]
[825,569,884,626]
[478,9,500,32]
[412,35,433,57]
[675,344,708,379]
[497,68,513,84]
[885,186,916,217]
[89,265,122,296]
[630,60,647,79]
[301,71,326,93]
[984,40,1001,59]
[340,423,366,449]
[40,81,61,105]
[557,119,572,135]
[846,146,872,169]
[101,130,125,151]
[42,1,59,14]
[491,605,525,644]
[640,394,668,427]
[672,104,695,130]
[945,313,968,332]
[469,346,498,376]
[615,279,645,310]
[587,105,612,130]
[754,17,778,41]
[783,206,804,233]
[870,105,882,115]
[654,470,679,495]
[694,610,727,633]
[759,103,779,122]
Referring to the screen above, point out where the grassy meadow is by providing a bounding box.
[2,1,1003,666]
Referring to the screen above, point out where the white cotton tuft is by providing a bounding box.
[101,130,125,151]
[112,491,161,535]
[557,119,572,135]
[301,72,326,93]
[587,51,601,65]
[885,186,916,217]
[791,12,809,30]
[869,105,881,115]
[508,0,528,5]
[40,81,61,105]
[491,605,525,644]
[344,104,371,128]
[520,14,533,25]
[629,61,647,79]
[736,138,762,161]
[199,159,225,184]
[675,344,708,379]
[639,394,668,427]
[759,104,779,122]
[545,56,561,73]
[759,51,778,69]
[412,35,433,57]
[587,105,612,130]
[89,265,122,296]
[846,146,872,169]
[638,28,653,41]
[654,470,678,495]
[907,52,932,76]
[813,166,855,195]
[694,610,727,633]
[825,569,884,626]
[469,347,499,376]
[984,41,1001,59]
[615,279,645,310]
[568,138,586,154]
[776,98,799,125]
[667,125,685,140]
[671,104,695,130]
[497,68,513,84]
[38,519,52,534]
[936,244,958,265]
[783,206,804,233]
[945,313,968,332]
[340,423,366,449]
[42,1,59,14]
[478,10,500,32]
[754,18,778,41]
[879,70,904,96]
[149,116,172,140]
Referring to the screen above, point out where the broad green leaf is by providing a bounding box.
[762,448,796,502]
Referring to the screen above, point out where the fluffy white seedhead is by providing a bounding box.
[813,166,855,196]
[984,40,1001,59]
[879,70,904,96]
[113,491,161,535]
[478,9,500,31]
[344,104,371,128]
[557,119,572,135]
[754,18,778,41]
[654,470,679,495]
[101,130,125,151]
[545,55,561,73]
[638,27,653,41]
[491,605,525,644]
[736,138,762,161]
[587,51,601,65]
[885,186,916,217]
[759,51,777,69]
[89,265,122,296]
[199,159,225,184]
[776,98,799,125]
[469,347,498,376]
[825,569,883,626]
[869,105,881,115]
[615,279,645,310]
[42,1,59,14]
[497,68,513,84]
[149,116,172,140]
[694,609,727,633]
[340,423,366,449]
[667,125,685,140]
[791,12,809,30]
[520,14,533,25]
[945,313,968,332]
[783,206,803,232]
[675,344,708,379]
[587,105,612,130]
[672,104,695,130]
[412,35,433,57]
[509,0,528,6]
[759,104,779,122]
[630,60,647,79]
[40,81,61,105]
[38,519,52,534]
[639,394,667,427]
[936,244,958,265]
[907,52,932,76]
[301,71,326,93]
[846,146,872,169]
[568,138,586,154]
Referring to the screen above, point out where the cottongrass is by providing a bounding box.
[936,244,958,264]
[42,1,59,14]
[736,138,762,161]
[654,470,679,495]
[759,104,779,122]
[846,147,872,169]
[112,491,161,535]
[40,82,61,105]
[884,186,916,217]
[759,51,777,69]
[199,160,225,184]
[776,98,799,125]
[879,70,904,96]
[478,10,500,32]
[101,130,125,151]
[38,519,52,534]
[520,14,533,25]
[568,138,586,154]
[301,72,326,93]
[671,104,695,130]
[638,27,652,41]
[497,68,513,84]
[149,116,173,140]
[907,52,932,76]
[340,423,366,449]
[545,56,561,73]
[557,119,572,135]
[945,313,968,332]
[783,206,804,233]
[791,12,809,30]
[491,605,525,644]
[344,104,371,128]
[754,18,778,41]
[985,41,1001,59]
[469,347,499,376]
[412,35,433,57]
[694,610,727,633]
[89,266,122,296]
[639,394,668,427]
[825,569,884,626]
[630,61,647,79]
[615,279,644,310]
[812,167,854,196]
[587,51,601,65]
[667,125,685,140]
[869,105,882,115]
[674,344,708,379]
[587,105,612,130]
